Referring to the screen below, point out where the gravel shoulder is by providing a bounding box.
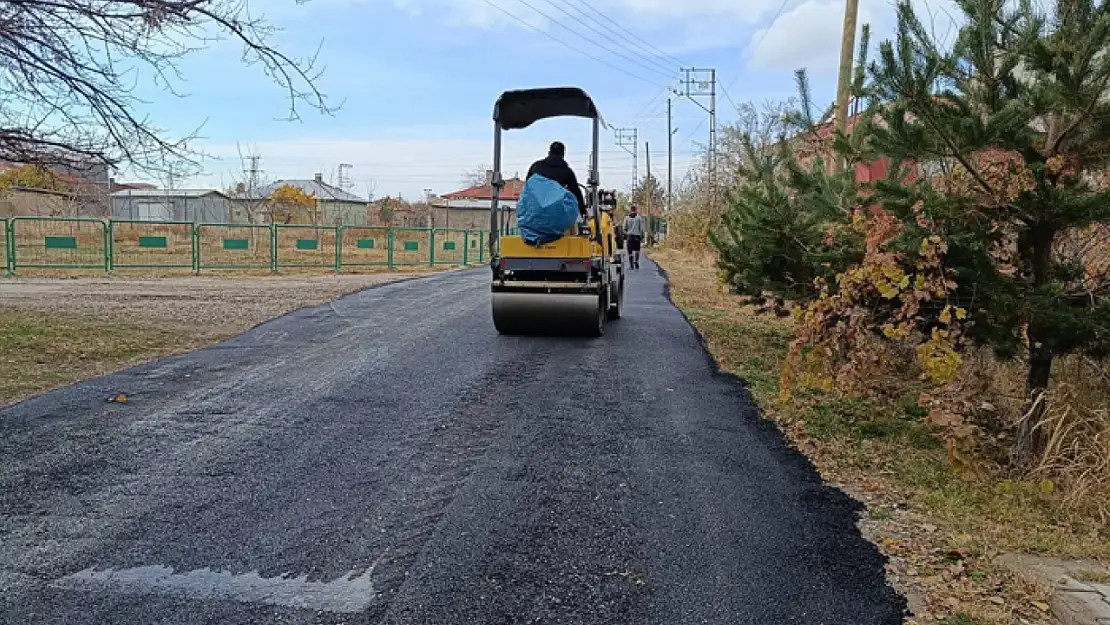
[0,272,435,406]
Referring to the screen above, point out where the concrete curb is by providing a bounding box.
[998,554,1110,625]
[1051,579,1110,625]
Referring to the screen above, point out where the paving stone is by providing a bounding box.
[1059,577,1099,593]
[1052,589,1110,625]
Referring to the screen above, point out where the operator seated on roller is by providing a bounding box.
[526,141,587,219]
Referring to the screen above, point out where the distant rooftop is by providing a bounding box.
[110,188,228,199]
[442,177,525,201]
[236,176,366,203]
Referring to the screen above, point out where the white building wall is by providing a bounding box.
[440,198,517,210]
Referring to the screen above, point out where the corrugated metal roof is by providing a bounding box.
[237,180,366,203]
[110,188,228,199]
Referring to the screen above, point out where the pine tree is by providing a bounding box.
[709,134,863,306]
[710,36,873,309]
[852,0,1110,467]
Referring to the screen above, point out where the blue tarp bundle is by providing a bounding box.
[515,174,580,245]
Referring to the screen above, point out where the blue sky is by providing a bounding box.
[127,0,959,199]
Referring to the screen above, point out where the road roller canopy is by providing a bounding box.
[494,87,606,130]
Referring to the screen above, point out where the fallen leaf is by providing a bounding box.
[990,596,1005,605]
[1032,601,1049,612]
[107,394,128,403]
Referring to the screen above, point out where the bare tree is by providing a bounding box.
[221,143,271,223]
[0,0,334,176]
[461,165,491,188]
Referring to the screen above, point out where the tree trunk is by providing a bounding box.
[1012,226,1056,469]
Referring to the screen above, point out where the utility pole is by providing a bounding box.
[832,0,860,174]
[244,152,263,223]
[667,98,675,216]
[337,163,353,191]
[645,142,652,245]
[424,188,433,229]
[614,127,638,191]
[680,68,717,202]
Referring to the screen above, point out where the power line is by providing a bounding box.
[511,0,676,80]
[474,0,666,87]
[719,82,743,114]
[628,87,670,125]
[562,0,689,68]
[547,0,681,75]
[529,0,678,76]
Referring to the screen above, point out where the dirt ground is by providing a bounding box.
[0,272,435,338]
[0,271,440,406]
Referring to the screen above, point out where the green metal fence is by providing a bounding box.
[197,224,275,271]
[390,227,432,267]
[0,218,497,274]
[11,217,109,270]
[110,220,195,270]
[275,224,339,271]
[432,229,469,266]
[338,226,391,268]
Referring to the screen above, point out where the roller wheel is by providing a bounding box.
[588,293,607,337]
[606,275,624,320]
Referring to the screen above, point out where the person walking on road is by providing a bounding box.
[623,206,645,270]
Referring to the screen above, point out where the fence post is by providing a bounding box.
[387,228,395,270]
[2,219,8,276]
[9,218,17,273]
[103,219,112,272]
[2,219,9,276]
[192,223,200,275]
[463,231,469,265]
[335,225,343,273]
[270,224,278,273]
[428,229,435,266]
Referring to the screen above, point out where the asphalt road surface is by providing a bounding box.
[0,261,906,624]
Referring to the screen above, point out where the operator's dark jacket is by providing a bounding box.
[525,155,587,217]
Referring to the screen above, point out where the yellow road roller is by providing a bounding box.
[488,87,626,337]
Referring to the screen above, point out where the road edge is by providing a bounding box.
[651,257,912,623]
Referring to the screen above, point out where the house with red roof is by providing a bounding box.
[432,171,524,230]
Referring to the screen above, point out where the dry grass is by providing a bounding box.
[653,247,1110,625]
[0,308,196,405]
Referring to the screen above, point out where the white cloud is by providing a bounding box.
[613,0,785,23]
[391,0,549,30]
[744,0,961,74]
[378,0,787,54]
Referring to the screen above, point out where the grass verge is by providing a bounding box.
[652,248,1107,625]
[0,309,199,405]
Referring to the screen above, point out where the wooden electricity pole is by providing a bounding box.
[645,142,652,245]
[832,0,860,174]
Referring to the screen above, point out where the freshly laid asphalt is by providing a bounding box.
[0,260,906,624]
